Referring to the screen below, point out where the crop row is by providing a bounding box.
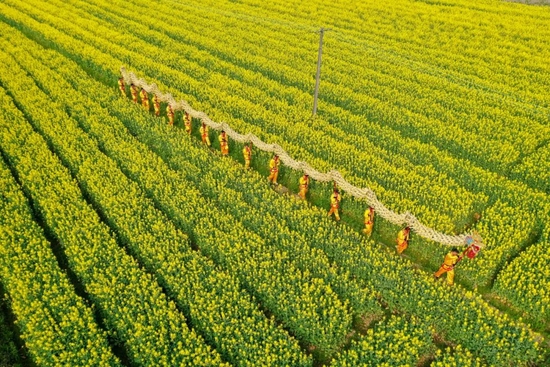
[0,89,119,367]
[0,0,504,285]
[72,0,550,177]
[0,20,500,367]
[83,0,550,333]
[0,30,457,367]
[91,69,546,365]
[45,0,540,285]
[10,0,547,290]
[0,28,313,367]
[86,0,549,223]
[0,45,227,367]
[6,0,483,235]
[331,315,433,366]
[199,0,550,112]
[450,199,539,288]
[7,0,549,324]
[94,0,550,322]
[493,222,550,329]
[231,0,550,87]
[116,0,548,205]
[115,0,547,352]
[12,22,544,366]
[511,144,550,193]
[2,2,548,364]
[208,0,550,198]
[102,85,544,365]
[88,0,548,288]
[15,0,548,239]
[0,23,354,358]
[212,0,546,168]
[430,345,488,367]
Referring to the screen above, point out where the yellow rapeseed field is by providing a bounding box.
[0,0,548,365]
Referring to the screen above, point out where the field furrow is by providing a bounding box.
[0,90,120,367]
[0,22,314,367]
[1,20,542,366]
[0,45,227,367]
[0,0,548,364]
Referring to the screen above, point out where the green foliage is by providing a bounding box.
[0,0,547,365]
[332,316,434,367]
[430,345,488,367]
[0,24,310,366]
[0,90,119,366]
[0,44,226,367]
[493,222,550,329]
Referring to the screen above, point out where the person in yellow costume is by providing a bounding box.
[298,174,309,200]
[243,143,252,169]
[363,206,375,237]
[140,88,149,111]
[184,111,192,135]
[434,248,461,285]
[327,188,342,221]
[200,122,211,146]
[117,77,126,98]
[267,154,280,185]
[396,226,410,254]
[130,84,138,103]
[166,104,175,127]
[219,130,229,156]
[153,94,161,117]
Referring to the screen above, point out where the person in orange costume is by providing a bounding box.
[140,88,149,111]
[267,155,280,185]
[298,174,309,200]
[327,188,342,221]
[363,206,375,237]
[434,248,461,285]
[243,143,252,169]
[396,226,410,254]
[117,77,126,98]
[219,130,229,156]
[200,122,211,146]
[184,111,192,135]
[153,94,161,116]
[166,104,175,127]
[130,84,138,103]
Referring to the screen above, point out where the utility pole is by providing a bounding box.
[312,27,329,117]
